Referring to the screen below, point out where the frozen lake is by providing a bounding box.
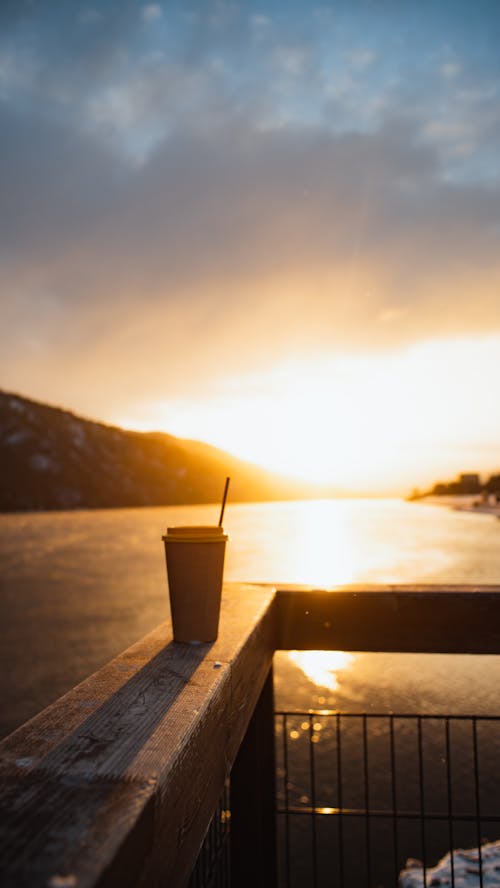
[1,497,500,738]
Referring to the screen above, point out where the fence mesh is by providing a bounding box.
[188,779,231,888]
[275,711,500,888]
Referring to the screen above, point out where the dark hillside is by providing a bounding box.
[0,390,320,511]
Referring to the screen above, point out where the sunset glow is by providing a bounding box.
[116,336,500,492]
[2,1,500,494]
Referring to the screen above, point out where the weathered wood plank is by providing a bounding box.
[231,667,277,888]
[276,585,500,653]
[136,583,279,887]
[0,583,277,888]
[3,582,500,888]
[0,771,155,888]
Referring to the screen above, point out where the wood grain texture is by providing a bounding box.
[3,582,499,888]
[276,585,500,653]
[0,583,277,888]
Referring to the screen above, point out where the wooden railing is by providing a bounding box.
[1,584,500,887]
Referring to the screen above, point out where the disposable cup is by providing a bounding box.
[162,526,228,643]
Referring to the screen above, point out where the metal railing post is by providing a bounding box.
[230,665,277,887]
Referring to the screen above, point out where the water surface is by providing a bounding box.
[1,498,500,738]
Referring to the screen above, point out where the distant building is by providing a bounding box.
[457,473,481,494]
[485,474,500,494]
[430,473,481,497]
[459,473,480,487]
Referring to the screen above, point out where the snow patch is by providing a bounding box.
[399,839,500,886]
[30,453,59,473]
[68,421,87,450]
[4,430,29,446]
[8,397,26,413]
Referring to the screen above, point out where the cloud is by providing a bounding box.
[346,48,376,71]
[441,61,461,80]
[1,0,500,423]
[142,4,163,23]
[250,14,272,31]
[2,108,500,363]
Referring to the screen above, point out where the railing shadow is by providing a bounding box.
[34,639,216,778]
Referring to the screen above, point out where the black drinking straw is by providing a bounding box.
[218,477,230,526]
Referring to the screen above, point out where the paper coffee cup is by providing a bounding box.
[162,526,228,643]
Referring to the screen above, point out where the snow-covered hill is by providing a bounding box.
[0,390,316,511]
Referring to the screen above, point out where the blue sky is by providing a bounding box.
[2,1,500,489]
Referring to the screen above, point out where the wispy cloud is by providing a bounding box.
[142,4,163,23]
[1,0,500,475]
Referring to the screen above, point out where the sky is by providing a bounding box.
[2,0,500,493]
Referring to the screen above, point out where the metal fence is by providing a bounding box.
[188,779,231,888]
[275,711,500,888]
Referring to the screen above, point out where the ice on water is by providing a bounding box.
[400,840,500,887]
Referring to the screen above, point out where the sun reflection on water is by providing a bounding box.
[294,500,363,585]
[287,649,355,691]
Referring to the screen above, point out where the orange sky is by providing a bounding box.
[2,1,500,493]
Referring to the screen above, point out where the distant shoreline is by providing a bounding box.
[413,494,500,519]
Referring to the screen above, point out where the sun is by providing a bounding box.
[113,336,500,494]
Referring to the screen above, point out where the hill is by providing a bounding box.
[0,390,322,512]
